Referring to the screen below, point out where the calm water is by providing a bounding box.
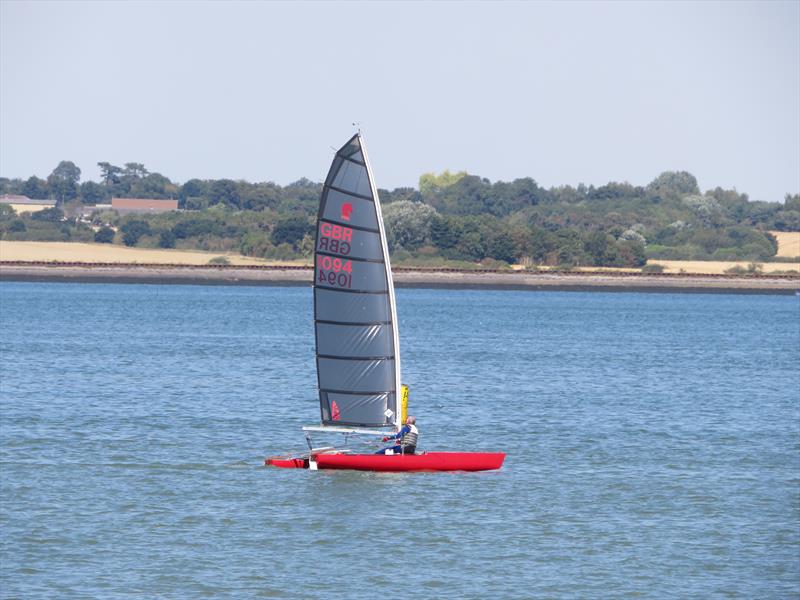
[1,282,798,598]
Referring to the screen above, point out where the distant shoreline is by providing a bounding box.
[1,263,797,295]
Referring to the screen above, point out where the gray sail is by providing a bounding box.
[313,134,401,429]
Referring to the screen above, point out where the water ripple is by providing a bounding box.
[1,283,798,598]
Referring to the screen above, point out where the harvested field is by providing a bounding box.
[647,260,799,275]
[770,231,800,258]
[0,241,300,267]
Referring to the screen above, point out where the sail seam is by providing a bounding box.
[315,285,387,295]
[318,218,380,234]
[316,319,392,326]
[316,250,385,265]
[318,354,394,361]
[336,140,361,160]
[325,184,374,202]
[320,388,393,396]
[342,155,366,167]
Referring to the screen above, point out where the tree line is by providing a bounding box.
[1,160,798,267]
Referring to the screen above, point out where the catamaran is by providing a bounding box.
[266,132,505,472]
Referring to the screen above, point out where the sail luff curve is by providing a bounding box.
[312,133,401,430]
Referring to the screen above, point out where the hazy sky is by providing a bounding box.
[1,0,798,201]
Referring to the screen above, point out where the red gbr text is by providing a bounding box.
[318,223,352,255]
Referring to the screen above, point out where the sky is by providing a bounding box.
[1,0,798,202]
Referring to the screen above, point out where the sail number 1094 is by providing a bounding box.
[317,255,353,288]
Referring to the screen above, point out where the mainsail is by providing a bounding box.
[310,133,401,431]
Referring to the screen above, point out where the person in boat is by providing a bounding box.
[376,416,418,455]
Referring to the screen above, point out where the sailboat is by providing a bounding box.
[267,133,505,472]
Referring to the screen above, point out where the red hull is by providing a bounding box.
[267,452,505,472]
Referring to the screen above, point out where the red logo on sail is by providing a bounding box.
[331,400,341,421]
[340,203,353,221]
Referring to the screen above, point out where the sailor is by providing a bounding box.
[376,416,418,455]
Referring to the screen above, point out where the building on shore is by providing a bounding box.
[111,198,178,215]
[80,204,113,220]
[0,194,57,214]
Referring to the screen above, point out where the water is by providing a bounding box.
[1,282,798,598]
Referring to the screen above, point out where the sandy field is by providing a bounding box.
[0,241,300,267]
[646,232,799,273]
[646,260,799,274]
[770,231,800,258]
[9,204,52,214]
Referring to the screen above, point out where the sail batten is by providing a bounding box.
[327,184,375,201]
[318,218,380,233]
[316,251,385,265]
[313,133,401,430]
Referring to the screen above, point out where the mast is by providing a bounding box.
[360,132,402,431]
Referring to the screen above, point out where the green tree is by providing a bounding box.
[584,231,617,265]
[555,229,585,266]
[239,181,282,211]
[120,219,150,246]
[22,176,49,199]
[280,178,322,215]
[47,160,81,203]
[131,172,176,199]
[180,178,207,200]
[123,162,148,180]
[94,227,115,243]
[172,217,221,239]
[80,181,106,204]
[488,178,545,216]
[617,239,647,267]
[0,178,15,194]
[31,207,65,222]
[180,179,209,209]
[430,214,463,251]
[772,210,800,231]
[486,231,516,263]
[456,230,484,261]
[159,230,176,248]
[0,204,17,220]
[380,186,421,204]
[299,233,314,258]
[97,162,123,186]
[419,170,468,197]
[9,220,26,233]
[647,171,700,196]
[271,217,312,248]
[432,175,492,215]
[208,179,240,208]
[382,201,437,251]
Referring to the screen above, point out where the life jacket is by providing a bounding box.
[401,424,419,450]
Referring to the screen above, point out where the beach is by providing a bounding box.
[1,263,797,294]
